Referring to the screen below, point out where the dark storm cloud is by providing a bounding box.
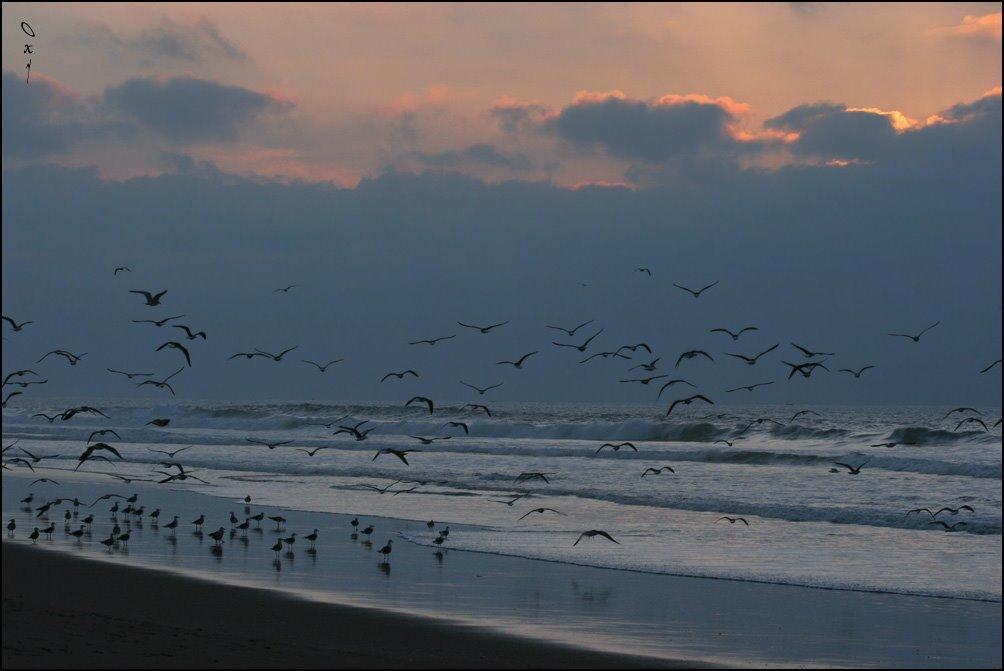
[103,75,291,143]
[416,144,531,170]
[765,103,899,160]
[76,17,245,64]
[546,95,758,163]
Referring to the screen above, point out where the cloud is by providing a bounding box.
[416,143,531,170]
[544,90,764,163]
[942,12,1002,42]
[2,71,87,159]
[490,97,549,134]
[76,17,246,64]
[103,76,292,143]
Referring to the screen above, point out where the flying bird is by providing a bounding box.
[635,267,652,276]
[790,343,834,358]
[979,359,1002,374]
[789,410,821,422]
[641,466,675,476]
[630,357,660,372]
[943,407,982,418]
[2,315,33,331]
[460,381,502,395]
[676,350,714,368]
[463,404,491,416]
[107,368,153,379]
[838,366,875,378]
[573,530,620,546]
[458,320,509,334]
[132,314,185,327]
[36,350,86,366]
[552,329,603,352]
[129,289,168,306]
[408,335,456,346]
[620,374,668,385]
[717,517,749,526]
[595,442,637,454]
[725,381,774,393]
[373,448,417,465]
[113,266,131,275]
[519,508,566,520]
[273,284,298,293]
[887,322,940,342]
[496,352,538,369]
[673,281,718,298]
[406,396,435,414]
[545,319,594,337]
[666,394,714,416]
[155,341,191,367]
[955,417,989,432]
[255,346,298,361]
[171,324,207,340]
[709,326,757,340]
[833,460,869,475]
[724,344,778,366]
[446,421,469,434]
[381,370,419,382]
[302,358,343,372]
[246,437,293,449]
[656,379,697,399]
[136,367,184,395]
[928,521,967,532]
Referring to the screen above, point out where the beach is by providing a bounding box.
[2,543,683,669]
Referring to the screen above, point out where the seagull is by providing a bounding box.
[378,539,393,561]
[2,315,33,331]
[32,412,61,423]
[446,421,469,434]
[130,289,168,306]
[496,352,538,369]
[666,394,714,416]
[303,358,343,372]
[725,381,774,393]
[155,341,192,367]
[552,329,603,352]
[164,516,179,533]
[717,517,749,526]
[460,381,502,395]
[979,359,1002,374]
[888,322,940,342]
[3,369,42,385]
[676,350,714,368]
[17,446,58,463]
[519,508,566,520]
[870,441,916,448]
[955,417,989,432]
[710,326,758,340]
[641,466,675,476]
[305,529,319,548]
[545,319,594,337]
[463,404,491,416]
[630,357,661,372]
[132,315,185,327]
[147,445,191,458]
[783,361,830,379]
[714,439,737,447]
[273,284,298,293]
[171,324,207,340]
[515,472,554,484]
[573,530,620,546]
[7,519,16,536]
[75,443,123,470]
[246,437,293,450]
[944,407,982,418]
[146,418,171,427]
[408,335,456,346]
[928,521,967,532]
[406,396,435,414]
[619,374,667,385]
[580,351,631,363]
[36,350,86,366]
[492,493,532,506]
[113,266,131,275]
[296,446,331,456]
[381,370,419,382]
[136,367,184,395]
[458,320,509,334]
[373,449,417,465]
[3,378,47,389]
[2,457,33,471]
[790,343,834,358]
[409,436,451,445]
[724,344,778,366]
[228,351,272,360]
[335,421,373,440]
[673,281,718,298]
[838,365,875,379]
[906,508,938,518]
[736,418,784,434]
[595,442,637,454]
[107,369,155,381]
[656,379,697,399]
[833,460,869,475]
[209,527,226,546]
[635,267,652,276]
[934,506,975,516]
[191,514,205,530]
[255,346,298,361]
[271,539,284,558]
[30,478,60,486]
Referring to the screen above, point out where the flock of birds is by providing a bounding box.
[2,271,1002,567]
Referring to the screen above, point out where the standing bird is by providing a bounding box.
[191,514,205,531]
[271,539,283,558]
[209,527,226,546]
[378,540,393,561]
[305,529,319,548]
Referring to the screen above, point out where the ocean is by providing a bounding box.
[3,398,1000,604]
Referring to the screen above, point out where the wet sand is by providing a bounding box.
[2,543,687,669]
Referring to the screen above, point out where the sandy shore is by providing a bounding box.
[2,543,691,669]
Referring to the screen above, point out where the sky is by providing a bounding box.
[2,3,1001,405]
